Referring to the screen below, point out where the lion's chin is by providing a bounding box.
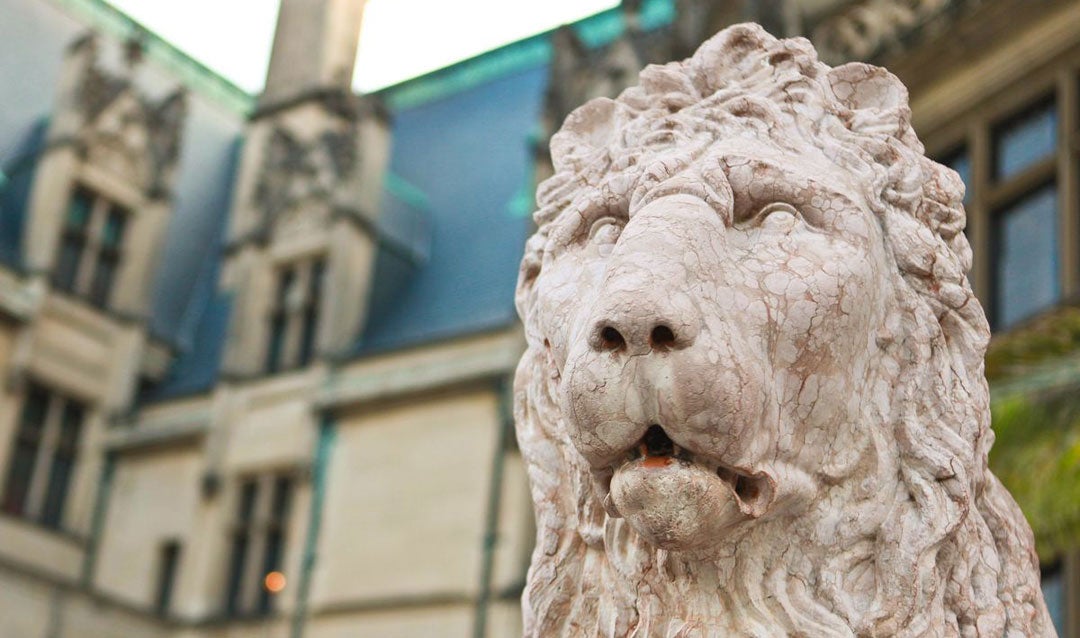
[609,457,768,554]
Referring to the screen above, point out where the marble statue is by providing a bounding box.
[513,23,1055,637]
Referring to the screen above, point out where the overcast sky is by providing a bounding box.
[105,0,619,94]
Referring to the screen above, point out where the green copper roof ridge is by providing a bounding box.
[52,0,679,115]
[49,0,255,114]
[377,0,676,112]
[384,172,431,211]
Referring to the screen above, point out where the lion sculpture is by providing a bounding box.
[513,23,1054,637]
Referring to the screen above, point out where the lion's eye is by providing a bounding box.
[588,216,623,256]
[754,202,800,231]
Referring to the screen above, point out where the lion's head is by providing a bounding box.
[514,24,1054,637]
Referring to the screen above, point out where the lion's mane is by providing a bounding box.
[514,24,1051,637]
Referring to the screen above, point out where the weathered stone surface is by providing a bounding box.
[514,23,1054,637]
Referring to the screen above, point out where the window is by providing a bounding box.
[297,259,324,367]
[52,184,128,308]
[939,147,975,289]
[90,206,126,306]
[265,257,325,373]
[155,540,182,617]
[988,96,1061,329]
[1,381,85,530]
[265,271,293,374]
[223,474,294,617]
[993,184,1060,327]
[929,81,1077,331]
[993,99,1057,180]
[940,146,972,205]
[1041,561,1065,636]
[40,400,83,528]
[54,187,92,292]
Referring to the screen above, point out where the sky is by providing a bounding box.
[105,0,619,94]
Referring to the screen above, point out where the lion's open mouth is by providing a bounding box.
[616,424,773,517]
[595,423,778,552]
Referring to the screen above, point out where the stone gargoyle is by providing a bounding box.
[513,23,1054,637]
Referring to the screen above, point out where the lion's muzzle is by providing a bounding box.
[561,195,780,552]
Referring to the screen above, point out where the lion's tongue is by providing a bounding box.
[642,455,673,468]
[641,425,675,467]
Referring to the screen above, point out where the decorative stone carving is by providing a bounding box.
[71,36,187,197]
[77,58,128,121]
[810,0,961,63]
[253,124,359,223]
[514,24,1055,637]
[545,27,645,132]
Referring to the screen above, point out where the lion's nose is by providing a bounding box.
[581,193,714,356]
[588,316,693,354]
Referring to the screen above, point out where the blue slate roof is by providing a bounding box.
[140,140,240,401]
[0,120,47,270]
[144,292,232,401]
[148,129,243,343]
[358,65,546,354]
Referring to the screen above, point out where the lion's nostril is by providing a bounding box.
[734,475,759,502]
[650,325,676,349]
[599,326,626,351]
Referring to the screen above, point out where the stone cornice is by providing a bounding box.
[316,329,524,411]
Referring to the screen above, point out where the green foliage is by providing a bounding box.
[986,306,1080,381]
[989,390,1080,558]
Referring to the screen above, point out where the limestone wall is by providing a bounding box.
[307,387,528,636]
[94,447,203,609]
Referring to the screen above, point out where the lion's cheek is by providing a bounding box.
[533,257,607,368]
[609,461,745,553]
[770,263,883,379]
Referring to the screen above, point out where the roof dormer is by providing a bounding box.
[21,34,188,320]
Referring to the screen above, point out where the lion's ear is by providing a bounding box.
[827,63,912,139]
[550,98,617,173]
[827,63,906,111]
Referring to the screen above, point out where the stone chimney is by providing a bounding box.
[261,0,368,106]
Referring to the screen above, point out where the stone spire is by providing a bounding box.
[261,0,368,105]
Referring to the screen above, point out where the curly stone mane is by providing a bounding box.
[514,24,1053,637]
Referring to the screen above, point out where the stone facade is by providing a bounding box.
[0,0,1078,637]
[0,1,527,636]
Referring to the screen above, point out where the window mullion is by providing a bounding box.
[985,159,1058,209]
[24,394,62,521]
[225,480,257,616]
[73,197,104,296]
[241,477,272,614]
[282,263,311,370]
[970,122,992,306]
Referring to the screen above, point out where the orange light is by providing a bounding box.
[264,571,287,594]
